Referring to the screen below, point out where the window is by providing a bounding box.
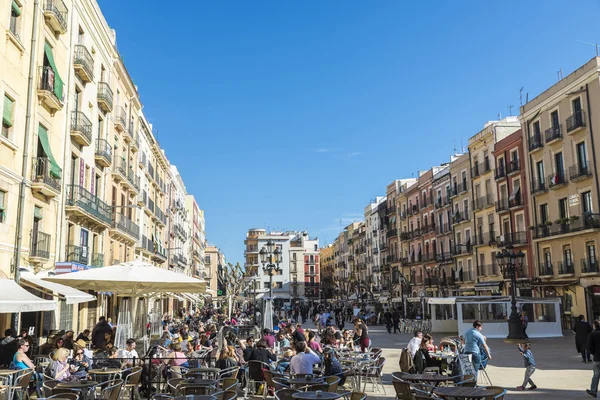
[550,110,560,129]
[533,121,541,137]
[555,152,564,177]
[0,190,6,223]
[577,142,588,169]
[558,198,568,219]
[540,204,548,224]
[587,243,597,265]
[536,161,545,185]
[511,150,518,163]
[275,282,282,289]
[263,282,270,289]
[563,246,572,266]
[2,95,14,139]
[9,1,21,37]
[582,191,593,214]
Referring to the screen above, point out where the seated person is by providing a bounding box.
[51,348,78,382]
[290,341,320,375]
[248,339,276,381]
[307,331,323,354]
[216,346,238,372]
[423,334,435,352]
[413,338,441,373]
[164,343,189,368]
[119,339,139,368]
[13,339,42,395]
[70,347,91,379]
[323,347,346,385]
[276,332,290,349]
[276,349,294,374]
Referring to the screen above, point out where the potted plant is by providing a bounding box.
[529,226,536,231]
[570,215,580,221]
[544,221,553,226]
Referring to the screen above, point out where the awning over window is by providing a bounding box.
[43,42,64,101]
[11,1,21,17]
[474,281,503,291]
[509,186,520,201]
[3,96,14,127]
[38,125,62,178]
[20,272,95,305]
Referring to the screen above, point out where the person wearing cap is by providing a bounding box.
[75,329,91,343]
[75,339,93,360]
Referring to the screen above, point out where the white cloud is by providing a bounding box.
[315,148,330,153]
[347,152,363,158]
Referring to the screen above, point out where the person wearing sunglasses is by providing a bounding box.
[13,339,35,370]
[71,345,91,379]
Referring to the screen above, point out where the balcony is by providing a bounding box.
[37,66,63,112]
[530,179,547,195]
[305,270,318,276]
[436,252,454,263]
[480,159,492,175]
[454,243,473,255]
[545,125,562,144]
[567,110,586,133]
[528,132,543,152]
[538,262,554,277]
[94,139,112,167]
[471,164,480,178]
[506,159,520,175]
[29,231,51,263]
[569,162,592,182]
[97,82,113,112]
[73,45,94,83]
[386,229,397,239]
[456,269,474,282]
[131,132,139,151]
[509,194,523,209]
[494,165,506,181]
[558,261,575,275]
[114,106,126,132]
[458,181,468,194]
[65,245,88,265]
[475,231,496,246]
[111,157,127,182]
[548,172,568,189]
[581,259,600,274]
[110,212,140,242]
[138,190,147,208]
[70,111,92,146]
[31,157,61,198]
[435,223,451,236]
[473,194,494,211]
[43,0,68,35]
[123,167,139,192]
[496,231,527,247]
[148,198,155,214]
[478,264,499,276]
[137,235,153,254]
[452,210,470,225]
[65,184,112,228]
[91,253,104,268]
[533,215,600,239]
[155,206,166,227]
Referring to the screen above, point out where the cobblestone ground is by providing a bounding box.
[302,320,593,399]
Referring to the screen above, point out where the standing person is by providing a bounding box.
[521,311,529,339]
[384,310,393,334]
[574,314,593,363]
[392,309,401,334]
[353,318,370,352]
[92,316,113,349]
[516,342,536,391]
[588,320,600,397]
[463,320,491,381]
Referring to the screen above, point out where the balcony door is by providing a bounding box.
[32,213,41,255]
[577,142,588,171]
[555,152,564,178]
[588,243,597,267]
[536,161,545,186]
[573,97,582,113]
[80,229,89,264]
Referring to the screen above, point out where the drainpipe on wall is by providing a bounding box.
[584,83,600,213]
[11,0,41,331]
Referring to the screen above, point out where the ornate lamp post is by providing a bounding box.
[495,245,526,339]
[259,239,282,299]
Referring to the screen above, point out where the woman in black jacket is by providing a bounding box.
[248,339,276,381]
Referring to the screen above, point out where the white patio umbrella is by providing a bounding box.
[263,297,273,332]
[42,259,207,295]
[0,279,56,313]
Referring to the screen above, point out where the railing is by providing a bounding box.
[548,172,567,188]
[44,0,68,32]
[457,269,474,282]
[148,198,155,213]
[473,194,493,210]
[453,211,470,224]
[471,164,480,178]
[126,167,139,190]
[95,138,111,161]
[38,66,62,103]
[495,198,509,213]
[66,184,112,225]
[30,231,50,259]
[478,264,498,276]
[436,223,450,235]
[73,45,94,80]
[530,179,547,194]
[114,106,126,129]
[436,252,454,263]
[454,243,472,255]
[567,109,586,132]
[569,162,592,180]
[458,181,468,193]
[545,124,562,143]
[581,259,600,273]
[112,212,140,239]
[532,214,600,239]
[528,132,544,151]
[113,156,127,177]
[509,193,523,208]
[538,262,554,276]
[97,82,113,109]
[497,231,527,246]
[156,206,166,224]
[476,231,496,246]
[481,158,491,174]
[386,229,397,238]
[507,159,520,174]
[66,244,88,265]
[91,253,103,268]
[494,165,506,180]
[148,163,155,179]
[558,261,574,275]
[71,111,92,142]
[32,157,61,191]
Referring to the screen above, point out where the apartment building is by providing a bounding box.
[449,153,475,293]
[186,195,206,279]
[468,117,520,295]
[522,57,600,321]
[205,244,222,296]
[432,165,455,296]
[319,244,334,299]
[168,166,190,275]
[364,197,386,290]
[492,130,533,290]
[385,182,401,293]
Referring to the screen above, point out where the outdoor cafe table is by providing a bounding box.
[186,368,220,379]
[400,374,454,386]
[57,380,99,400]
[177,378,218,394]
[433,386,496,399]
[174,395,217,400]
[88,368,123,380]
[287,377,325,388]
[292,392,343,400]
[0,369,21,400]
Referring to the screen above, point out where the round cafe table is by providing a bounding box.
[57,380,99,400]
[88,368,122,375]
[174,396,217,400]
[288,377,324,387]
[399,374,454,386]
[433,386,496,399]
[292,392,343,400]
[186,368,220,379]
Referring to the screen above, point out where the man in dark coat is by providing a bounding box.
[574,314,593,362]
[587,320,600,397]
[92,316,113,349]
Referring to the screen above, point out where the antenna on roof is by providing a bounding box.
[497,113,502,120]
[519,87,524,107]
[453,140,456,154]
[577,40,600,56]
[508,105,514,116]
[557,69,563,81]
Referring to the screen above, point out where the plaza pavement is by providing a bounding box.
[303,320,594,399]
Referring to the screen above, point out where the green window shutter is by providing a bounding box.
[2,96,14,127]
[38,125,62,178]
[11,1,21,17]
[34,206,43,220]
[0,191,5,211]
[43,42,64,101]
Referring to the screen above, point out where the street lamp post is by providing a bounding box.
[495,245,526,339]
[259,239,282,299]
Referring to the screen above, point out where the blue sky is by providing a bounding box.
[100,0,600,265]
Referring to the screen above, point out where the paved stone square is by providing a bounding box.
[318,322,595,399]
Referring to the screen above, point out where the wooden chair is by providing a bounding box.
[482,386,507,400]
[13,369,33,400]
[216,377,239,392]
[123,366,143,400]
[43,379,60,397]
[324,376,340,392]
[218,366,240,379]
[99,379,124,400]
[167,378,186,395]
[349,391,366,400]
[391,379,413,400]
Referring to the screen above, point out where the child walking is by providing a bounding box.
[517,342,537,390]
